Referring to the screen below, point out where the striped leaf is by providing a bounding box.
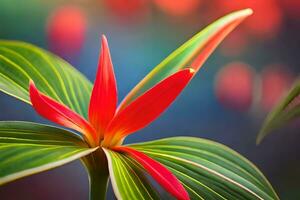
[130,137,279,200]
[0,121,96,185]
[103,149,160,200]
[257,81,300,144]
[119,9,253,110]
[0,41,92,118]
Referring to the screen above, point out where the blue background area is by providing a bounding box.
[0,0,299,199]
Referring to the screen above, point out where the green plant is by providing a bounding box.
[0,9,279,199]
[257,80,300,144]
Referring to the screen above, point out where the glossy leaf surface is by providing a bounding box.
[0,121,95,185]
[130,137,279,200]
[118,9,253,110]
[0,41,92,118]
[257,81,300,144]
[114,146,189,200]
[103,149,160,200]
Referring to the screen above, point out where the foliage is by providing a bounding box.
[257,80,300,144]
[0,9,279,200]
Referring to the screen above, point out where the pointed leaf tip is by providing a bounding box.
[242,8,253,16]
[114,146,190,200]
[118,9,253,110]
[101,34,107,43]
[257,81,300,144]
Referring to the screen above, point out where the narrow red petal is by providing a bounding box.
[103,69,194,145]
[88,35,117,140]
[117,9,252,112]
[114,146,189,200]
[29,80,97,146]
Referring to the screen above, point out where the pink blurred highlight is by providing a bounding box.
[215,62,255,111]
[154,0,202,17]
[103,0,150,22]
[216,0,283,38]
[261,64,294,111]
[46,6,87,57]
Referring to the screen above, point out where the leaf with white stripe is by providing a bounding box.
[0,41,92,118]
[130,137,279,200]
[104,149,160,200]
[0,121,96,185]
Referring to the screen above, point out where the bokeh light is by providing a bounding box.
[154,0,202,17]
[46,5,87,57]
[215,62,255,111]
[216,0,283,38]
[1,0,300,199]
[103,0,150,21]
[260,64,294,111]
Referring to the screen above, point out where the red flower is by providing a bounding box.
[29,35,192,200]
[29,9,253,199]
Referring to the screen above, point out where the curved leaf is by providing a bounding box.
[0,121,96,185]
[113,146,189,200]
[257,81,300,144]
[118,9,253,110]
[103,149,160,200]
[130,137,279,200]
[0,41,92,118]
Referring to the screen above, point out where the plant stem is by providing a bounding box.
[89,167,109,200]
[82,148,109,200]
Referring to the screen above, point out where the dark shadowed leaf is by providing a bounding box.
[257,81,300,144]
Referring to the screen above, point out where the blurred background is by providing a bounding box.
[0,0,299,199]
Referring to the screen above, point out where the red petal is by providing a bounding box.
[117,9,253,112]
[114,146,189,200]
[29,80,97,146]
[103,69,194,145]
[88,35,117,140]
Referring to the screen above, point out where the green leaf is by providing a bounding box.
[0,121,96,185]
[257,81,300,144]
[119,9,253,110]
[0,41,92,118]
[130,137,279,200]
[103,148,160,200]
